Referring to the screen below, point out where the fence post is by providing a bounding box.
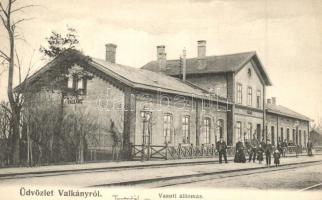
[211,144,215,156]
[129,143,133,160]
[141,143,145,162]
[165,143,168,160]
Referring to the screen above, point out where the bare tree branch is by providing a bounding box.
[0,14,8,30]
[11,5,36,13]
[12,17,33,29]
[0,49,9,61]
[1,104,12,115]
[0,2,9,18]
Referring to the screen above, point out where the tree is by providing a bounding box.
[39,27,79,59]
[0,0,35,165]
[61,107,99,163]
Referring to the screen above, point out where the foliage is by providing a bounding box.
[61,107,99,163]
[39,27,80,59]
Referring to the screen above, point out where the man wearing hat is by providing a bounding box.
[216,137,228,163]
[265,140,273,165]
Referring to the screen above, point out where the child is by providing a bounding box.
[273,149,281,167]
[257,144,264,164]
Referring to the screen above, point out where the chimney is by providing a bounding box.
[182,48,187,82]
[272,97,277,105]
[105,43,117,63]
[197,40,206,70]
[197,40,206,58]
[267,98,272,104]
[157,45,167,71]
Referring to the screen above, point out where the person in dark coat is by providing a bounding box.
[307,139,313,156]
[216,137,228,163]
[257,144,264,164]
[248,137,259,163]
[281,139,288,157]
[277,140,283,156]
[234,139,246,163]
[265,140,273,166]
[273,149,281,167]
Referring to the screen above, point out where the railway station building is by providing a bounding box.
[18,41,311,161]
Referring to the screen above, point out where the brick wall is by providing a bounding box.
[266,112,309,146]
[134,90,228,146]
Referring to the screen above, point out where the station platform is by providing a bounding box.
[0,154,321,179]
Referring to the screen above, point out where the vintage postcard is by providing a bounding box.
[0,0,321,199]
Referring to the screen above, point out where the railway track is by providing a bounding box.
[298,182,322,191]
[91,160,322,188]
[0,159,227,180]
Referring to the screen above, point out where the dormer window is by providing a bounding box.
[67,75,87,95]
[77,78,83,89]
[68,76,74,88]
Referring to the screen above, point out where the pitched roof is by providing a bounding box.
[266,103,312,122]
[142,51,272,86]
[16,49,229,103]
[90,58,211,98]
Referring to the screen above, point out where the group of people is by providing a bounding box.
[216,137,314,167]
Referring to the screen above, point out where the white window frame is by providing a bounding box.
[237,83,243,104]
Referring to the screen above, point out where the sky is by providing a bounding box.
[0,0,322,123]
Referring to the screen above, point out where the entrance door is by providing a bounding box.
[256,124,261,141]
[141,111,152,145]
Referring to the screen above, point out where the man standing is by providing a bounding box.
[307,139,313,156]
[265,140,273,166]
[111,120,122,161]
[216,137,228,163]
[249,137,259,163]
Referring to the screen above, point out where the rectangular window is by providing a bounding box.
[216,119,224,142]
[77,78,83,89]
[247,123,252,140]
[237,83,242,104]
[292,129,296,144]
[163,113,173,144]
[256,90,261,109]
[182,115,190,143]
[67,75,87,95]
[202,118,211,144]
[68,76,74,88]
[287,128,290,142]
[304,131,307,146]
[247,87,252,106]
[236,122,242,142]
[299,130,302,146]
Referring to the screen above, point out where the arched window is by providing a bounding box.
[163,113,173,144]
[271,126,275,145]
[182,115,190,143]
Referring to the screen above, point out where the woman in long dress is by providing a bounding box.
[234,139,246,163]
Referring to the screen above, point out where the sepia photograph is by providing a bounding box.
[0,0,321,199]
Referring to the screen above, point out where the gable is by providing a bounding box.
[235,60,265,88]
[142,52,272,86]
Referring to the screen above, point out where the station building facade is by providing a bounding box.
[19,41,311,160]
